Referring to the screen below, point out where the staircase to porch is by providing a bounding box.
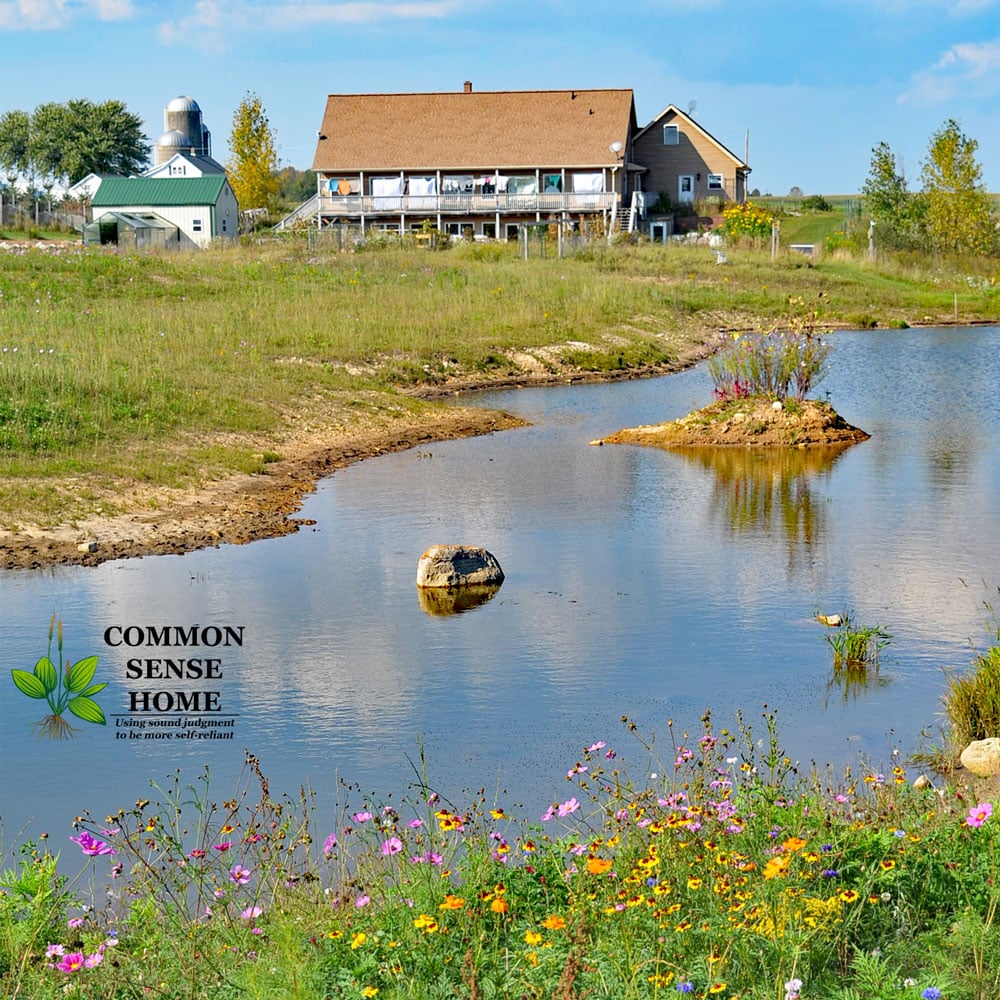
[610,191,643,236]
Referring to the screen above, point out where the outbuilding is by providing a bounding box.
[87,176,238,248]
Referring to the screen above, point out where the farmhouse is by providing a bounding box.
[309,83,749,238]
[85,176,238,249]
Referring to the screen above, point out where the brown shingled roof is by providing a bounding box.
[312,88,636,172]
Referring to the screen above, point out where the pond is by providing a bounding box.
[2,326,999,856]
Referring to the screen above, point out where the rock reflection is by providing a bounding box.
[417,583,502,617]
[678,445,854,567]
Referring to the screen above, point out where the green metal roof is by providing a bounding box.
[92,176,229,207]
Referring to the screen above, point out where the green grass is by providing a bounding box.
[4,707,1000,999]
[1,236,999,528]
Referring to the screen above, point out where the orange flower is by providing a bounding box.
[763,855,790,879]
[524,930,542,946]
[490,898,509,914]
[782,836,807,852]
[439,894,465,910]
[587,857,613,875]
[541,915,566,930]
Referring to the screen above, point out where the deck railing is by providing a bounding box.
[316,192,616,217]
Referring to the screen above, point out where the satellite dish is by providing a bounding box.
[609,141,623,153]
[688,100,697,115]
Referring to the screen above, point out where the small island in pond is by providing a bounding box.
[600,307,869,450]
[599,396,870,449]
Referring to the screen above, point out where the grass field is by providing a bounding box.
[1,234,998,527]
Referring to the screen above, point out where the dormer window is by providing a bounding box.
[663,125,679,145]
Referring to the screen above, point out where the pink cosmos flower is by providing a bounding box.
[586,741,607,753]
[56,952,85,973]
[46,944,65,958]
[966,802,994,828]
[84,950,104,969]
[381,837,403,856]
[67,917,84,929]
[408,818,424,829]
[229,865,252,885]
[323,832,337,854]
[541,805,556,822]
[355,894,370,907]
[69,831,117,856]
[352,811,372,823]
[567,764,588,777]
[558,797,580,817]
[241,906,263,920]
[213,842,233,852]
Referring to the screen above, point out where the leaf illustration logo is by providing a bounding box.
[10,616,106,739]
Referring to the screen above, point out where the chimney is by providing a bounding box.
[463,81,473,93]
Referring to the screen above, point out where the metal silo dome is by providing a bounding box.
[166,96,201,113]
[159,129,193,148]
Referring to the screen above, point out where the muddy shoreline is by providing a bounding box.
[0,347,715,572]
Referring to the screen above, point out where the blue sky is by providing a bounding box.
[2,0,998,194]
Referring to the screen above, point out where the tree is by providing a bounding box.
[0,100,149,189]
[0,109,31,191]
[70,100,150,181]
[863,142,909,223]
[919,119,996,256]
[227,93,280,217]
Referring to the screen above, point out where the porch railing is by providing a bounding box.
[316,191,616,217]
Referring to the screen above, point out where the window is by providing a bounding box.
[444,222,464,236]
[482,222,496,238]
[192,219,202,232]
[663,125,679,145]
[222,219,227,233]
[708,174,723,191]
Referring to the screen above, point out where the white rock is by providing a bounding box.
[77,540,98,553]
[416,545,504,589]
[772,400,783,411]
[960,737,1000,777]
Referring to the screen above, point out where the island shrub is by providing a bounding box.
[707,296,831,401]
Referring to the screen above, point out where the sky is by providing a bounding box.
[2,0,999,195]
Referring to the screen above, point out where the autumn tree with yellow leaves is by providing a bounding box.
[226,92,280,222]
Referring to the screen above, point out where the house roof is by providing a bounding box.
[635,104,748,169]
[92,176,229,207]
[312,88,637,172]
[144,152,227,177]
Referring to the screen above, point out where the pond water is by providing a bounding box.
[2,326,999,856]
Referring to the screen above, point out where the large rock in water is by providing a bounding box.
[416,545,504,589]
[960,737,1000,777]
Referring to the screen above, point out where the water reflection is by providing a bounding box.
[677,445,854,569]
[417,583,503,616]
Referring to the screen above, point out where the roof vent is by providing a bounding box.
[463,81,472,93]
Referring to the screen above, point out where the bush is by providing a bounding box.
[801,195,832,212]
[707,295,831,401]
[722,201,773,244]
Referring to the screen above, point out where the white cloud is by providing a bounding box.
[157,0,469,44]
[899,37,1000,104]
[0,0,133,29]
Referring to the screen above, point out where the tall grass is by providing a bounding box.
[943,590,1000,752]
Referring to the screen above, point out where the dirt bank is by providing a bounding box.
[0,342,717,572]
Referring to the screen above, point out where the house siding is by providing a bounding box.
[634,109,746,207]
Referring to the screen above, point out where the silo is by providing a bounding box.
[154,128,194,166]
[164,96,206,156]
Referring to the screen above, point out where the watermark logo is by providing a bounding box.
[9,616,107,739]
